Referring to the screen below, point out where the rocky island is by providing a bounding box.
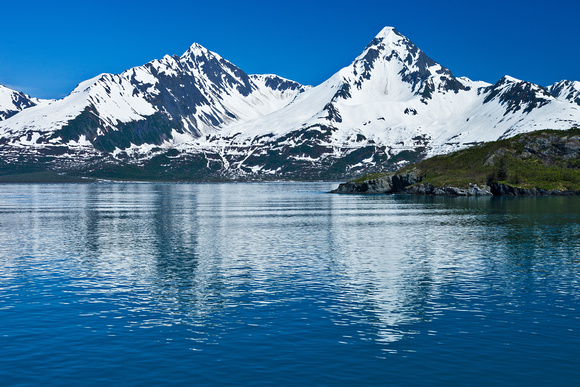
[332,128,580,196]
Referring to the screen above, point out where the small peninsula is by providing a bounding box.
[332,128,580,196]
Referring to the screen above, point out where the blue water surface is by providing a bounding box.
[0,182,579,386]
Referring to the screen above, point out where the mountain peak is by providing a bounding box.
[188,42,205,51]
[1,29,580,181]
[364,27,407,51]
[182,42,218,61]
[374,26,402,41]
[500,75,523,84]
[0,84,41,120]
[349,27,466,99]
[548,79,580,106]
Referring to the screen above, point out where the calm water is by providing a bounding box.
[1,182,579,386]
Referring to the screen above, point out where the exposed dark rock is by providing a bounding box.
[332,171,493,196]
[405,183,492,196]
[483,77,552,115]
[331,174,394,194]
[0,88,38,121]
[391,172,422,192]
[548,80,580,106]
[488,182,580,196]
[331,171,422,194]
[323,103,342,123]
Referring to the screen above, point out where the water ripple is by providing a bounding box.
[0,183,579,385]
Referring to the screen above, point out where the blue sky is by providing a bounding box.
[1,0,578,99]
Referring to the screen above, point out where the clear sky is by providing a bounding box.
[1,0,578,99]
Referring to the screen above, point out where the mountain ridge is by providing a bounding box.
[1,27,579,181]
[0,84,51,121]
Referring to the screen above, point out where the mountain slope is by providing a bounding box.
[548,80,580,106]
[0,84,49,121]
[1,27,579,180]
[0,44,307,153]
[158,27,580,180]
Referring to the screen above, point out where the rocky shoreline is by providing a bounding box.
[332,129,580,196]
[331,173,580,196]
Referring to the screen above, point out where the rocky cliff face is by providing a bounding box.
[331,172,580,197]
[331,174,395,194]
[404,183,492,196]
[331,172,423,194]
[487,182,580,196]
[331,172,492,196]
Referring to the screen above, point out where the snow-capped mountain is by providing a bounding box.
[0,84,48,121]
[548,80,580,106]
[1,27,579,180]
[0,43,307,153]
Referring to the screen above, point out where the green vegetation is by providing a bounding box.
[349,171,392,184]
[399,128,580,191]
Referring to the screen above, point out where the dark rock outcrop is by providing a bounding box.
[405,183,492,196]
[488,182,580,196]
[333,178,579,197]
[392,172,422,192]
[331,174,394,194]
[331,171,422,194]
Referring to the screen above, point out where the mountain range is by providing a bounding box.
[1,27,579,180]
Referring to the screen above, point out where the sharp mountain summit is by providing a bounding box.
[1,27,579,180]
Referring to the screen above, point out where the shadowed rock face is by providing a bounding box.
[331,175,394,194]
[516,133,580,163]
[331,174,579,197]
[331,172,422,194]
[488,182,580,196]
[405,183,492,196]
[331,172,492,196]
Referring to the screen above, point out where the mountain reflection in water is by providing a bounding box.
[1,183,579,386]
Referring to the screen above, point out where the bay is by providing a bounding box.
[0,182,579,386]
